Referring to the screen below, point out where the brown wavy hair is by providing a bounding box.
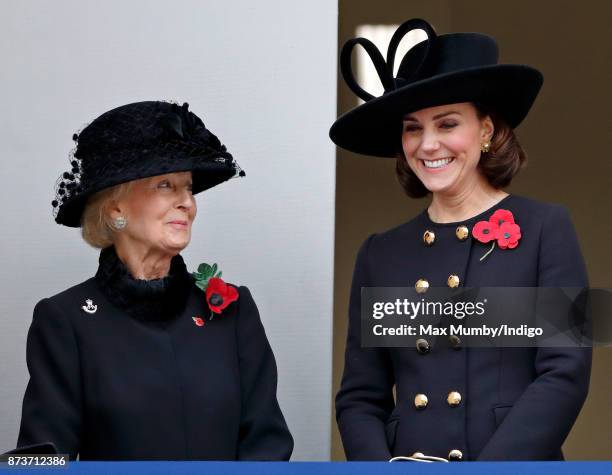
[395,103,527,198]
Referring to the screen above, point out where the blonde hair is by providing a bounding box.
[81,182,134,249]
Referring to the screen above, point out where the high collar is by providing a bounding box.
[94,245,193,321]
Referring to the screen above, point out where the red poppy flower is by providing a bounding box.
[474,208,521,261]
[205,277,239,314]
[472,220,499,243]
[489,209,515,227]
[496,222,522,249]
[192,316,205,327]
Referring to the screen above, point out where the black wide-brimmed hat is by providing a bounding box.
[329,18,543,157]
[52,101,244,227]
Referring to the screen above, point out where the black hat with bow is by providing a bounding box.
[329,18,543,157]
[52,101,244,227]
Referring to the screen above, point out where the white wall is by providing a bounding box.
[0,0,337,460]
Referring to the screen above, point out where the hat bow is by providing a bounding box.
[340,18,437,102]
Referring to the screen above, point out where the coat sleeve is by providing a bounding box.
[478,205,592,460]
[17,298,82,460]
[335,235,396,460]
[235,286,293,460]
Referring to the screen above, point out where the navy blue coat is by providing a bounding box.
[336,194,591,461]
[17,247,293,460]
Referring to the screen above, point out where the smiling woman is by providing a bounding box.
[396,103,525,201]
[331,19,591,462]
[13,101,294,460]
[83,172,196,263]
[108,172,197,279]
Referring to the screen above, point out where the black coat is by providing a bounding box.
[17,246,293,460]
[336,194,591,461]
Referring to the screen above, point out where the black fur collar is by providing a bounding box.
[94,246,193,321]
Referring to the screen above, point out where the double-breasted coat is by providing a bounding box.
[336,194,591,461]
[17,246,293,460]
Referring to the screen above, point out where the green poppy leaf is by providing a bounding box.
[194,262,224,292]
[198,263,212,275]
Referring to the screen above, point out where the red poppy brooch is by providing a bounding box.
[472,209,522,261]
[192,263,239,319]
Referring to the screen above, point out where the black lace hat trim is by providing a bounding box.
[53,101,245,228]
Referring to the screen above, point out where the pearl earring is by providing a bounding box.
[112,216,127,230]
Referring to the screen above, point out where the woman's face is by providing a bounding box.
[401,102,493,195]
[111,171,196,255]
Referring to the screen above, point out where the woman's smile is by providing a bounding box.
[167,220,189,229]
[420,156,455,172]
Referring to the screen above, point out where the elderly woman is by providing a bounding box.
[15,101,293,460]
[331,19,590,461]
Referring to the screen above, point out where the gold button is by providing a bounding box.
[455,225,469,241]
[414,393,428,409]
[423,230,436,246]
[449,335,461,349]
[447,274,460,288]
[416,338,430,354]
[448,449,463,461]
[447,391,462,407]
[415,278,429,294]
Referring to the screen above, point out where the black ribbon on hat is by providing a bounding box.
[158,102,219,147]
[340,18,438,102]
